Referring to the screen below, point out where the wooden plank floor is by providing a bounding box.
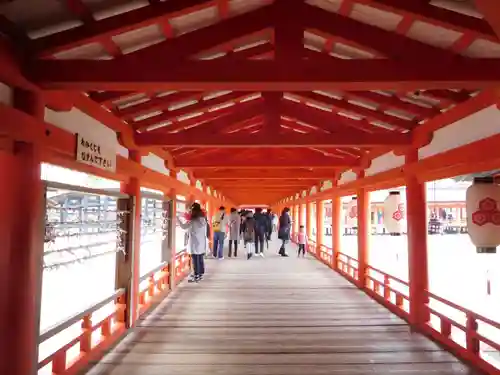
[86,240,479,375]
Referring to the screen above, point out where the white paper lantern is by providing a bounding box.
[466,177,500,253]
[383,191,405,235]
[345,197,358,228]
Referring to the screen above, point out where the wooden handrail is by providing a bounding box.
[39,288,125,344]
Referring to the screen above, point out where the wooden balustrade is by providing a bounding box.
[37,250,191,375]
[38,289,126,375]
[290,228,500,373]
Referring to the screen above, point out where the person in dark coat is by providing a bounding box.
[253,208,268,257]
[277,207,291,257]
[264,210,273,248]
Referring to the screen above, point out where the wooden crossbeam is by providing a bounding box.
[29,58,499,91]
[193,169,337,180]
[134,127,411,147]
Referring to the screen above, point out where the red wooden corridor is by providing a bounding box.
[1,0,500,374]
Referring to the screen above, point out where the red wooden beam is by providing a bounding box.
[89,43,273,108]
[118,91,221,121]
[356,0,496,41]
[193,169,337,180]
[281,99,390,134]
[212,181,313,187]
[293,91,417,131]
[302,3,456,61]
[30,59,500,91]
[421,89,471,104]
[32,0,215,55]
[76,4,273,72]
[347,91,439,120]
[132,93,261,131]
[165,100,264,136]
[473,0,500,40]
[175,155,359,169]
[134,127,411,147]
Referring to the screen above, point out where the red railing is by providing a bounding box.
[292,233,500,373]
[38,251,191,375]
[364,264,410,319]
[138,262,170,316]
[423,290,500,373]
[174,250,191,284]
[38,289,126,375]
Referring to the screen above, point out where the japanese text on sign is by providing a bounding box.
[76,134,116,172]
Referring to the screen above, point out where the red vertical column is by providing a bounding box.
[0,89,45,375]
[316,200,324,259]
[405,150,430,326]
[295,204,304,239]
[331,195,342,266]
[316,200,324,246]
[306,202,312,242]
[357,171,370,288]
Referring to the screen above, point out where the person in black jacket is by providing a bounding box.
[264,210,273,249]
[277,207,291,257]
[253,208,268,257]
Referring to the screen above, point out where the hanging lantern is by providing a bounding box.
[383,191,405,235]
[345,197,358,228]
[466,177,500,253]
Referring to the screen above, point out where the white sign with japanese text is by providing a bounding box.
[76,133,116,172]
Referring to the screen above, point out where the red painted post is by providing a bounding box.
[405,150,430,327]
[357,171,370,288]
[331,195,342,267]
[297,204,307,232]
[306,202,312,251]
[316,199,324,258]
[0,89,45,375]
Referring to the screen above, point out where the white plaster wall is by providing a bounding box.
[365,152,405,176]
[310,186,318,194]
[117,146,129,158]
[338,170,356,185]
[321,180,333,191]
[45,108,118,152]
[177,170,190,184]
[141,152,170,176]
[419,105,500,159]
[0,82,12,105]
[196,180,203,190]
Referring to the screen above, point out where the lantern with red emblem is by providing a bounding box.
[383,191,405,235]
[466,177,500,253]
[345,197,358,228]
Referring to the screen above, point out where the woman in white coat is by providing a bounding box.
[177,203,208,282]
[228,208,241,257]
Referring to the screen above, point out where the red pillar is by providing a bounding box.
[357,171,370,288]
[331,195,342,264]
[0,89,45,375]
[296,204,304,233]
[316,200,324,246]
[405,150,430,326]
[306,202,312,240]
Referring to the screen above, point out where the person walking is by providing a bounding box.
[264,210,273,248]
[278,207,291,257]
[176,203,208,282]
[212,206,228,259]
[297,225,308,257]
[243,212,256,259]
[253,208,268,257]
[228,208,240,257]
